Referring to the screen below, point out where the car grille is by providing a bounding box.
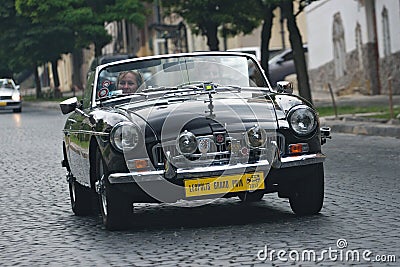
[0,96,12,100]
[151,133,285,169]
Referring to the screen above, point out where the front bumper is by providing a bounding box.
[0,101,22,110]
[108,153,326,184]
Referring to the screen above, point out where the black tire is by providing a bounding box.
[238,191,265,202]
[13,108,21,113]
[95,148,133,230]
[289,163,324,215]
[69,179,94,216]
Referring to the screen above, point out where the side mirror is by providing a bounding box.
[15,85,20,90]
[276,81,293,94]
[60,97,78,115]
[320,126,332,145]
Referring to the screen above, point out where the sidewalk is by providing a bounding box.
[312,91,400,139]
[23,91,400,139]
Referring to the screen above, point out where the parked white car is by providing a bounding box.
[0,78,22,113]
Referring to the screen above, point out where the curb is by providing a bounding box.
[320,118,400,139]
[23,101,60,110]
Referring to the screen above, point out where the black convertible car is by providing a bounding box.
[60,52,330,230]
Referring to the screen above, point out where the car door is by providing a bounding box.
[65,74,95,187]
[65,111,87,186]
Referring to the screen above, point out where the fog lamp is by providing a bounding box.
[246,125,267,148]
[177,130,197,155]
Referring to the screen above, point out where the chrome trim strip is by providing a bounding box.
[107,154,326,184]
[108,160,271,184]
[62,129,109,136]
[277,153,326,168]
[108,170,164,183]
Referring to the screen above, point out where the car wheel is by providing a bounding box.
[238,191,265,202]
[69,178,94,216]
[96,148,133,230]
[13,108,21,113]
[289,163,324,215]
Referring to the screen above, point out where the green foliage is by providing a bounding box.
[163,0,262,50]
[16,0,108,51]
[0,0,146,78]
[169,0,262,35]
[104,0,146,26]
[316,105,400,120]
[0,0,36,73]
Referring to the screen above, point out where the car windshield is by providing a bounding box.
[0,79,14,90]
[95,53,268,101]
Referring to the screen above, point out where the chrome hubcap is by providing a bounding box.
[71,183,76,203]
[98,160,108,217]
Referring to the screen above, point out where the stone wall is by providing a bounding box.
[309,43,399,95]
[379,51,400,95]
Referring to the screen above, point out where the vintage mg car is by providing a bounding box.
[60,52,330,230]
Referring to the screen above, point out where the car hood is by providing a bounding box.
[123,94,278,140]
[0,88,15,96]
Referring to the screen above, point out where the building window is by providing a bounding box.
[332,13,346,78]
[382,7,391,57]
[355,23,363,70]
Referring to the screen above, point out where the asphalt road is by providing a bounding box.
[0,107,399,266]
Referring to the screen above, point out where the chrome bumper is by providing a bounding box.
[0,101,21,110]
[108,153,326,184]
[274,152,326,168]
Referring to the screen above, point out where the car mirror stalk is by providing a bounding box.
[320,127,332,145]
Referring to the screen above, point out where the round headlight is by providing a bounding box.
[12,92,21,101]
[289,106,317,136]
[110,122,140,152]
[246,125,267,148]
[177,130,197,155]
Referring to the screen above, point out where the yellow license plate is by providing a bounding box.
[184,172,264,197]
[0,102,6,106]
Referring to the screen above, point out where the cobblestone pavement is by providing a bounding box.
[0,107,399,266]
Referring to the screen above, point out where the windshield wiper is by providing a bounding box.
[141,83,246,99]
[140,86,177,93]
[97,92,138,102]
[214,84,242,93]
[141,85,203,97]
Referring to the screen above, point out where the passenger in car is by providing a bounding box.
[117,71,143,93]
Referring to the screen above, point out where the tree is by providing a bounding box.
[17,0,146,56]
[259,0,316,104]
[0,0,146,96]
[163,0,262,51]
[84,0,146,55]
[15,0,109,94]
[163,0,314,102]
[0,0,15,78]
[259,1,278,77]
[0,0,52,97]
[279,0,314,103]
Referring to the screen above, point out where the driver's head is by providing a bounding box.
[117,71,142,93]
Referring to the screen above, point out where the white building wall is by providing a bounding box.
[306,0,400,68]
[56,54,73,92]
[306,0,369,69]
[375,0,400,56]
[102,22,118,55]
